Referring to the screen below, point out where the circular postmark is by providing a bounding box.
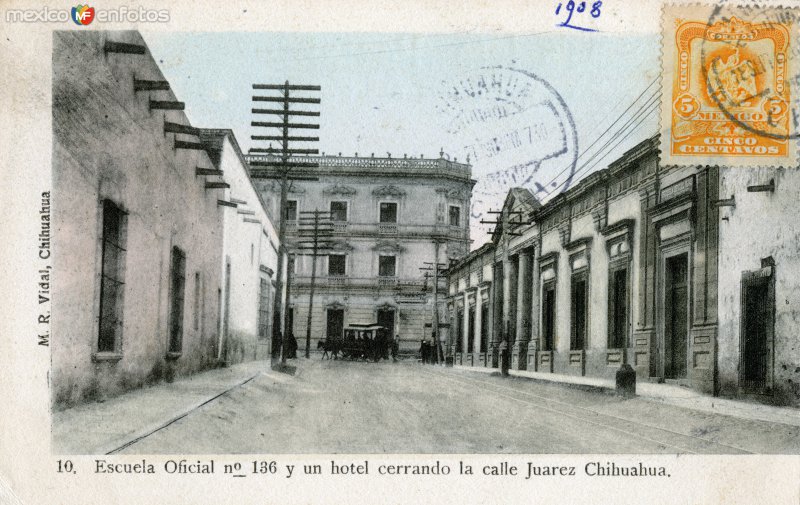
[435,64,578,240]
[700,4,800,141]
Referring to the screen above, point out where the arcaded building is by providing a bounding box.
[448,137,722,391]
[52,31,281,409]
[449,135,799,406]
[247,153,474,352]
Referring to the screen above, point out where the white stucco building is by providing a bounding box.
[247,153,475,352]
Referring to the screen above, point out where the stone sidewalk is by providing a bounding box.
[51,360,283,454]
[453,365,800,428]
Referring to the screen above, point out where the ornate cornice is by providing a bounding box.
[372,185,407,198]
[373,240,404,253]
[323,183,357,196]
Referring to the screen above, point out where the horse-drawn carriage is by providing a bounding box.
[318,323,391,361]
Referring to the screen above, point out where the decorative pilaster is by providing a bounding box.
[473,288,483,366]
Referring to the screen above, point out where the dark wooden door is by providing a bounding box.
[543,284,556,351]
[377,309,395,338]
[467,307,475,353]
[326,309,344,339]
[665,254,688,379]
[742,278,770,390]
[480,304,489,352]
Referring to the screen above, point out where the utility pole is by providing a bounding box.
[248,81,320,367]
[295,209,334,358]
[420,250,448,365]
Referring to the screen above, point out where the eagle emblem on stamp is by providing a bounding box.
[661,5,799,167]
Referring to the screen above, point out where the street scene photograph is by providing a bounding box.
[49,19,800,457]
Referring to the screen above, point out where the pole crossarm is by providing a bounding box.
[249,148,320,155]
[253,84,321,91]
[249,161,320,169]
[252,96,321,104]
[251,121,320,129]
[251,135,320,142]
[252,109,320,117]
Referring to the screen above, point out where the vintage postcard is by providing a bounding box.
[1,0,799,504]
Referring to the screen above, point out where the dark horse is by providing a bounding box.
[317,339,340,360]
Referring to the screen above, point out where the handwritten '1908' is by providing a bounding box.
[555,1,602,32]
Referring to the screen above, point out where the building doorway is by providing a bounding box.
[326,308,344,339]
[377,307,395,338]
[467,306,475,353]
[664,253,689,380]
[542,282,556,351]
[480,304,489,353]
[740,268,774,393]
[455,308,464,353]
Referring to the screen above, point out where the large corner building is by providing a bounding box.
[246,153,475,352]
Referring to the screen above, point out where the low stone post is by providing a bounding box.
[499,340,510,377]
[615,363,636,397]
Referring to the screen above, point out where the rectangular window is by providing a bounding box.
[542,282,556,352]
[97,200,126,353]
[328,254,346,276]
[257,278,271,341]
[284,200,297,221]
[193,272,201,331]
[378,255,396,277]
[608,268,628,348]
[570,274,588,350]
[168,246,186,354]
[449,206,461,227]
[379,202,397,223]
[330,201,348,222]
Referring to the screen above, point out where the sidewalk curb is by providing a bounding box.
[452,365,800,428]
[98,372,262,455]
[453,365,614,395]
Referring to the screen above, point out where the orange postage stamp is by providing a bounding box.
[661,5,798,167]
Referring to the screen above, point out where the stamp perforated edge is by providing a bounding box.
[659,2,800,169]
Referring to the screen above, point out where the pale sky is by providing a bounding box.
[142,30,660,247]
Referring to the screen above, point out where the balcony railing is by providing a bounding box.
[378,275,398,287]
[378,223,398,235]
[286,221,467,240]
[291,275,445,290]
[245,153,471,180]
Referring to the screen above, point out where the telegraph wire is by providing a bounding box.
[531,78,660,199]
[545,98,660,198]
[537,85,661,200]
[572,97,660,179]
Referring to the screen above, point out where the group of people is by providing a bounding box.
[419,334,442,364]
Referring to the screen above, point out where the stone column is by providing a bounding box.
[491,261,503,368]
[502,258,512,335]
[635,181,658,379]
[462,291,470,363]
[513,250,531,369]
[527,245,540,370]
